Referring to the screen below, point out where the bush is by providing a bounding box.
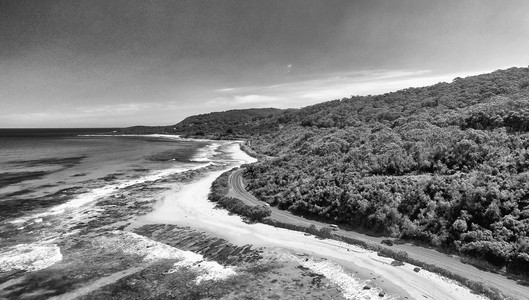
[215,196,271,221]
[317,227,333,239]
[248,205,272,221]
[208,169,271,221]
[381,239,394,246]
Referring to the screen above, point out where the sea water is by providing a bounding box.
[0,128,211,221]
[0,129,401,300]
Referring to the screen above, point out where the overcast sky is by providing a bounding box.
[1,0,529,128]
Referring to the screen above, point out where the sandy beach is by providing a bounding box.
[136,142,487,300]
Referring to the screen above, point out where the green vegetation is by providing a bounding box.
[173,67,529,278]
[118,108,282,138]
[241,67,529,277]
[172,108,282,138]
[209,169,271,221]
[125,66,529,279]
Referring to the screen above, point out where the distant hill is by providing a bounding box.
[135,67,529,140]
[172,108,282,137]
[118,108,282,137]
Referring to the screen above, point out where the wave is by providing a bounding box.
[10,161,213,224]
[190,143,222,162]
[7,135,235,225]
[77,134,178,138]
[94,231,236,284]
[0,243,62,272]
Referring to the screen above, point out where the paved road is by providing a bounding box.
[228,168,529,300]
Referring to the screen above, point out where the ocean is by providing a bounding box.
[0,130,410,300]
[0,128,211,221]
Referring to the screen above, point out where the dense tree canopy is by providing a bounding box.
[127,66,529,275]
[241,67,529,275]
[119,108,282,137]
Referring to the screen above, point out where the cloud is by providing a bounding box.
[202,94,281,109]
[214,88,237,92]
[209,68,485,109]
[0,102,170,127]
[233,94,279,104]
[2,68,489,128]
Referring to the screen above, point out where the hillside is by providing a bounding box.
[125,66,529,276]
[172,108,282,137]
[118,108,282,137]
[240,67,529,276]
[167,67,529,276]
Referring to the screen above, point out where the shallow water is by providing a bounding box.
[0,130,209,220]
[0,132,224,276]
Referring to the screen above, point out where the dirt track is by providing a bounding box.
[228,168,529,300]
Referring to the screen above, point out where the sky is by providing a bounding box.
[1,0,529,128]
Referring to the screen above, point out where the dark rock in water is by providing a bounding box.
[0,269,26,285]
[363,285,371,290]
[378,292,385,297]
[413,267,421,272]
[2,188,33,198]
[7,156,86,168]
[0,186,82,221]
[133,224,263,265]
[101,174,118,181]
[0,171,49,188]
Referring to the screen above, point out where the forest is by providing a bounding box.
[242,67,529,275]
[118,108,282,137]
[127,66,529,276]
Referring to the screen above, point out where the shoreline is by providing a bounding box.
[0,136,498,299]
[1,138,251,299]
[134,140,486,300]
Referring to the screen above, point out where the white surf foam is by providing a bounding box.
[78,134,215,144]
[77,134,181,139]
[0,243,62,272]
[273,250,394,300]
[191,143,222,162]
[94,231,236,284]
[10,160,212,224]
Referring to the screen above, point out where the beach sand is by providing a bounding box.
[136,142,487,300]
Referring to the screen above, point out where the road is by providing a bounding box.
[228,168,529,300]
